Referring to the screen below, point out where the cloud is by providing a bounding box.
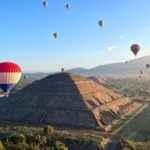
[119,34,127,39]
[119,35,125,39]
[107,46,118,52]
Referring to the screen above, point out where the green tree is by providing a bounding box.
[9,134,26,144]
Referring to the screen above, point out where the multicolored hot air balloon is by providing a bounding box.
[0,62,22,95]
[130,44,140,56]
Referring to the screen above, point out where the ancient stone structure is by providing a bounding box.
[0,73,141,130]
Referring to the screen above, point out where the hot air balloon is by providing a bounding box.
[0,62,22,95]
[61,68,65,72]
[140,70,143,75]
[43,0,48,8]
[53,32,58,39]
[146,64,150,69]
[98,20,104,27]
[65,3,70,10]
[130,44,140,56]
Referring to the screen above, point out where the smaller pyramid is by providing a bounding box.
[0,73,141,130]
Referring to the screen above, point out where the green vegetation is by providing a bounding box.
[0,127,68,150]
[120,106,150,137]
[128,130,150,142]
[127,140,150,150]
[43,125,54,136]
[102,78,150,97]
[0,126,103,150]
[3,77,150,149]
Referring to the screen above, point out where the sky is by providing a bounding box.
[0,0,150,72]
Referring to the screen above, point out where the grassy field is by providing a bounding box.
[100,78,150,97]
[114,103,150,141]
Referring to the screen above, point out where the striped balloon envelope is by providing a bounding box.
[0,62,22,93]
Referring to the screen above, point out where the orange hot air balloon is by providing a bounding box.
[130,44,140,56]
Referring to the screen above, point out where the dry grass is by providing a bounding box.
[115,104,150,141]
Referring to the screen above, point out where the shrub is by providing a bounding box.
[47,139,68,150]
[26,135,38,145]
[18,127,29,135]
[43,125,54,136]
[55,141,68,150]
[9,134,26,144]
[0,141,5,150]
[26,145,40,150]
[5,143,28,150]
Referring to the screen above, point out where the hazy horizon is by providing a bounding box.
[23,54,150,73]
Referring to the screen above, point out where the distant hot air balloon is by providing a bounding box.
[146,64,150,69]
[53,32,58,39]
[65,3,70,10]
[43,0,48,8]
[0,62,22,95]
[140,70,143,75]
[98,20,104,27]
[61,68,65,72]
[130,44,140,56]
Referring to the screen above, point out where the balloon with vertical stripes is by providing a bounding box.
[0,62,22,93]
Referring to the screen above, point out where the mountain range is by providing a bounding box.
[25,55,150,81]
[68,55,150,78]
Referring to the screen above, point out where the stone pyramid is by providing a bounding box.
[0,73,141,130]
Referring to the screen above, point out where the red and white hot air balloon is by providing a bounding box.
[0,62,22,95]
